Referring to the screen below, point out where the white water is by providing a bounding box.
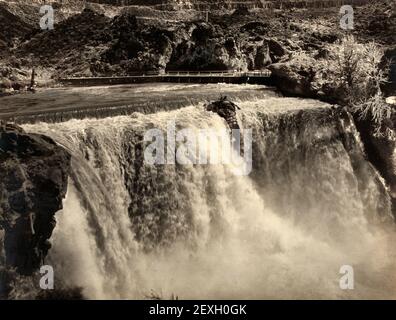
[23,96,396,299]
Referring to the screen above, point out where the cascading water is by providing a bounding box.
[23,93,396,299]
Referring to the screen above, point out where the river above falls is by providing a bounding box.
[0,83,278,123]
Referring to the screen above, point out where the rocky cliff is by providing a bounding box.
[2,0,394,89]
[1,1,341,84]
[0,121,70,277]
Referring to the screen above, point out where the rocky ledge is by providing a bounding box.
[0,121,70,276]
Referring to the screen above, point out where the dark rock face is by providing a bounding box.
[266,39,288,62]
[0,122,71,275]
[268,60,315,98]
[354,0,395,46]
[383,46,396,95]
[353,114,396,215]
[0,2,34,54]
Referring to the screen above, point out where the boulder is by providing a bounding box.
[268,59,315,98]
[266,38,288,62]
[206,96,240,130]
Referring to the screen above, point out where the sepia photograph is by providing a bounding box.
[0,0,395,305]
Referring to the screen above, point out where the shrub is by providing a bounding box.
[323,36,387,105]
[353,92,395,139]
[316,36,392,138]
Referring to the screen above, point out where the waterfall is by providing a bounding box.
[23,96,396,299]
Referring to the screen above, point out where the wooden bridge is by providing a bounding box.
[59,70,272,86]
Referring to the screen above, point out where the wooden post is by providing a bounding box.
[28,67,36,92]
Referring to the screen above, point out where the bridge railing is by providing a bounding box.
[59,70,272,85]
[165,70,271,77]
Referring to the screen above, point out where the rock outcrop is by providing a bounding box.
[268,59,316,98]
[267,42,396,217]
[3,5,293,80]
[206,96,241,130]
[0,121,71,276]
